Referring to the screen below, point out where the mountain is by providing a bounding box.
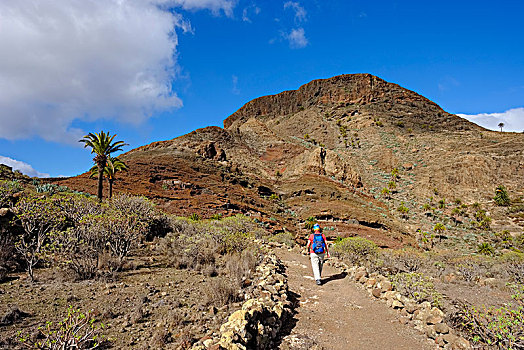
[54,74,524,247]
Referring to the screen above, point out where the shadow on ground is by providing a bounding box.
[322,271,347,285]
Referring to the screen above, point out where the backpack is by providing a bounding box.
[311,233,326,254]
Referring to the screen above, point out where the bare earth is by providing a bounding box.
[276,248,435,350]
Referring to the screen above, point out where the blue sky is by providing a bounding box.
[0,0,523,177]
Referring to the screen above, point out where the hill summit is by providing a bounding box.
[56,73,524,246]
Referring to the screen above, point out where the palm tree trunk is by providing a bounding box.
[109,179,113,199]
[97,164,104,201]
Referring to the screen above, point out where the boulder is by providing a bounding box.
[425,325,437,339]
[364,278,377,288]
[380,281,393,292]
[371,288,382,298]
[435,322,449,334]
[354,270,367,281]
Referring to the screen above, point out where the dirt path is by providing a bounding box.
[276,248,434,350]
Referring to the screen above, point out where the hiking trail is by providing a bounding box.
[276,247,434,350]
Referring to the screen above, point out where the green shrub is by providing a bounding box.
[379,249,426,275]
[499,252,524,283]
[494,185,511,206]
[269,193,279,201]
[452,256,492,283]
[269,232,295,247]
[454,284,524,349]
[189,213,200,221]
[477,242,495,256]
[513,233,524,249]
[304,216,317,230]
[164,215,262,270]
[397,202,409,219]
[391,272,442,307]
[210,213,223,220]
[13,194,65,281]
[17,305,106,349]
[0,180,23,207]
[332,237,378,266]
[110,194,170,239]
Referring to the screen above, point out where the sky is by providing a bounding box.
[0,0,523,177]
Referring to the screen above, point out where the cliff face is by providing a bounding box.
[55,74,524,247]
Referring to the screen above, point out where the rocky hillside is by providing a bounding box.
[54,74,524,247]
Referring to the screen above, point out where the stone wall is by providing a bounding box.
[192,249,290,350]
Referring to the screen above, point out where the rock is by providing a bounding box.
[426,315,443,325]
[442,333,457,344]
[404,302,418,314]
[480,277,497,287]
[364,278,377,288]
[382,290,397,301]
[413,309,429,322]
[371,288,382,298]
[450,337,471,350]
[425,325,437,339]
[391,300,404,309]
[354,270,367,281]
[435,335,446,347]
[380,281,393,292]
[203,339,214,348]
[435,322,449,334]
[358,276,368,284]
[443,273,457,283]
[426,308,444,325]
[419,301,432,311]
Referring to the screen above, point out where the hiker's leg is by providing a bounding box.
[318,253,325,276]
[310,253,321,280]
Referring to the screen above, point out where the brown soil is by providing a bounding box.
[276,247,434,350]
[0,247,240,349]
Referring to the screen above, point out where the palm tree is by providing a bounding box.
[498,122,504,132]
[80,131,127,201]
[90,157,128,198]
[433,223,446,242]
[304,216,317,230]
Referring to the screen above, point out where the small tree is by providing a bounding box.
[498,122,504,132]
[433,223,446,242]
[494,185,510,206]
[391,168,400,180]
[13,195,63,281]
[304,216,317,230]
[397,202,409,219]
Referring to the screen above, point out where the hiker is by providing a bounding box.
[306,223,330,285]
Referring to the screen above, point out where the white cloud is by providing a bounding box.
[458,108,524,132]
[172,0,237,17]
[284,28,308,49]
[284,1,306,23]
[242,4,261,22]
[0,156,49,178]
[232,75,240,95]
[0,0,236,144]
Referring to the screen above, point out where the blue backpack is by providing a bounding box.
[312,233,326,254]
